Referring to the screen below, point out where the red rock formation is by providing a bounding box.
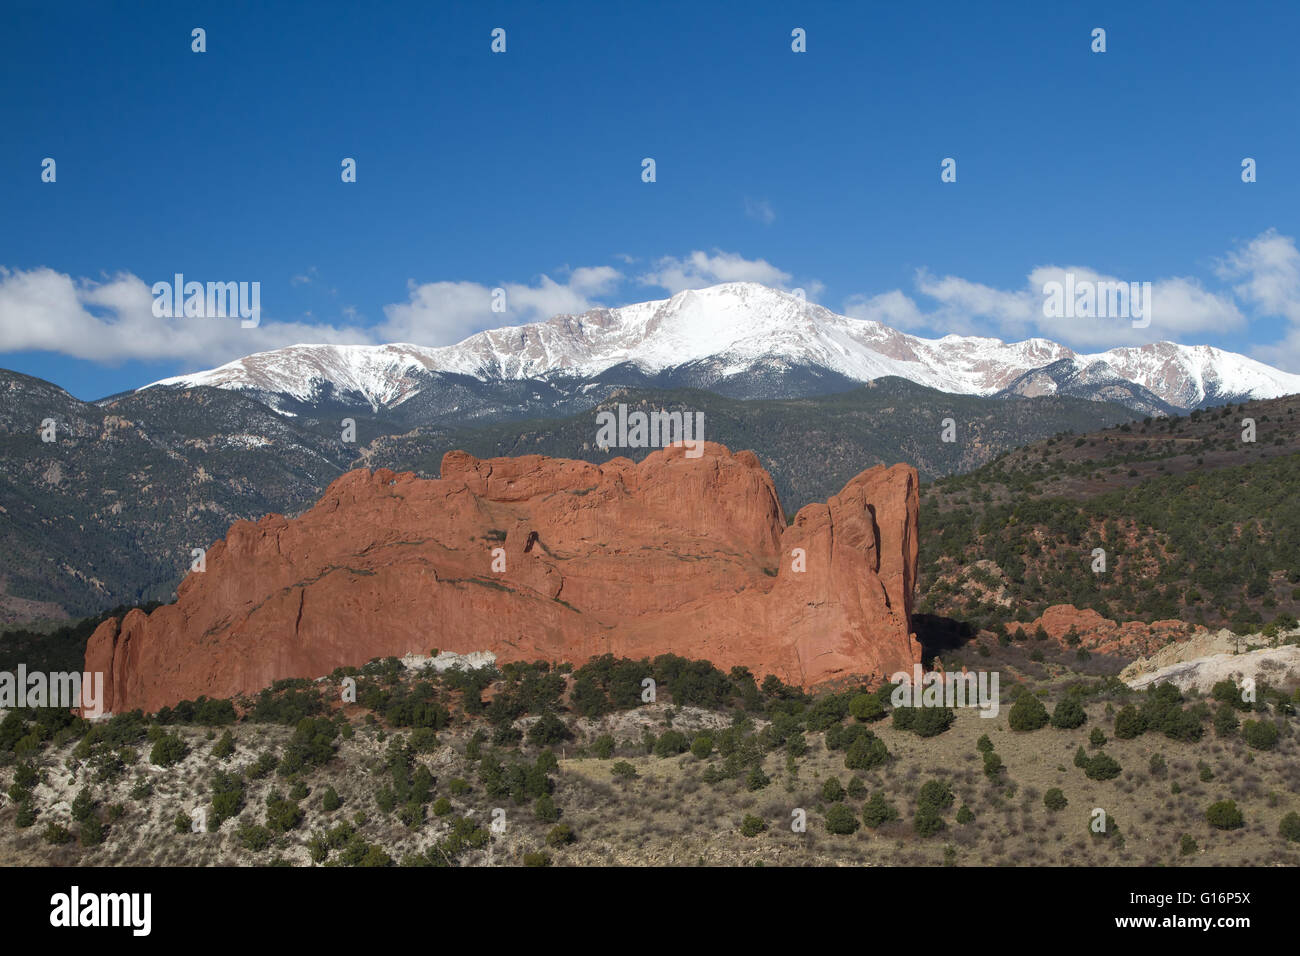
[1025,604,1197,658]
[84,443,921,714]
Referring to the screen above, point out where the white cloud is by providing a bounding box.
[915,269,1039,337]
[1217,228,1300,323]
[800,279,827,301]
[0,267,370,364]
[10,233,1299,373]
[842,289,929,331]
[496,276,591,324]
[1216,230,1300,371]
[377,281,490,345]
[0,263,630,364]
[639,250,793,294]
[1026,266,1242,347]
[1251,328,1300,372]
[843,271,1038,338]
[840,246,1250,350]
[1148,277,1244,335]
[377,268,624,345]
[567,265,622,294]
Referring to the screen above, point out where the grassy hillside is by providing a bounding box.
[0,652,1294,867]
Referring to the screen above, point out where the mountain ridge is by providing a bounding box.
[142,282,1300,418]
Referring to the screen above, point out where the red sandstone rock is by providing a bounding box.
[1025,604,1197,658]
[84,443,922,714]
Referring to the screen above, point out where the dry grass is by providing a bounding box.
[0,687,1296,867]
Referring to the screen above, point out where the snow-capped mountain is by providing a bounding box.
[143,282,1300,417]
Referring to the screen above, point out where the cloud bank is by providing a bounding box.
[3,232,1300,372]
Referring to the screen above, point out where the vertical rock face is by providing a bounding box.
[84,444,921,714]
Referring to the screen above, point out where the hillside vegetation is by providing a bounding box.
[920,394,1300,633]
[0,651,1295,867]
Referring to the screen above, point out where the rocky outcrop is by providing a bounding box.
[1024,604,1197,658]
[84,443,921,713]
[1120,626,1300,692]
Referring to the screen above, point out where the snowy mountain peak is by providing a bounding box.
[143,282,1300,414]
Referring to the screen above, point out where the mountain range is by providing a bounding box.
[145,282,1300,420]
[5,281,1300,626]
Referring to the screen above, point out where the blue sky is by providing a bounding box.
[3,0,1299,399]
